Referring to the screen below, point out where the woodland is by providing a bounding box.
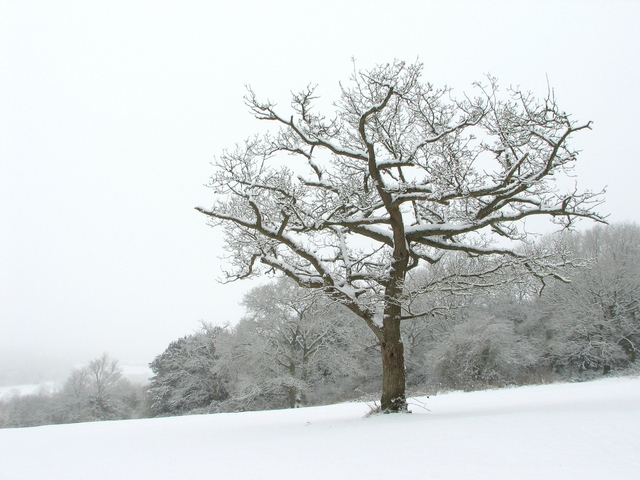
[2,222,639,426]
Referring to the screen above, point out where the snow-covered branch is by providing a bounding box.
[200,60,605,412]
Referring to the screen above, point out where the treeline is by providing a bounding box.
[0,354,149,428]
[147,222,640,415]
[2,223,639,426]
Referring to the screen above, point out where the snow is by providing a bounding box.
[1,377,638,479]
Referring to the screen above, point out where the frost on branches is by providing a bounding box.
[197,61,604,412]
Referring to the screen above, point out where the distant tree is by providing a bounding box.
[0,388,55,428]
[397,264,465,387]
[56,366,92,422]
[57,353,142,422]
[0,353,147,428]
[149,325,229,416]
[231,279,364,408]
[427,306,541,391]
[197,60,604,411]
[541,223,640,374]
[85,353,126,419]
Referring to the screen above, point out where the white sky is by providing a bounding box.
[1,1,639,367]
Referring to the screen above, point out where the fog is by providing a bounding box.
[1,1,639,383]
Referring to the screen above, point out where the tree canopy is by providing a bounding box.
[198,60,604,411]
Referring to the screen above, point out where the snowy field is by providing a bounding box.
[1,377,638,480]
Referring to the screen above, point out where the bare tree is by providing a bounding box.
[197,60,604,411]
[541,223,640,374]
[427,310,541,391]
[57,353,142,422]
[239,279,362,408]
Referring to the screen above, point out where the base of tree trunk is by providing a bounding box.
[381,396,409,413]
[380,325,408,413]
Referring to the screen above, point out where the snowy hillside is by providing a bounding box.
[1,377,638,480]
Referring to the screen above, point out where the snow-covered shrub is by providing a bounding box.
[427,314,540,391]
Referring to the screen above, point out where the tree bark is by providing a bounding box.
[380,316,407,412]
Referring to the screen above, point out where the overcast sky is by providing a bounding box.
[1,1,639,371]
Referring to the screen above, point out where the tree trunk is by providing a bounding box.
[380,317,407,412]
[288,360,297,408]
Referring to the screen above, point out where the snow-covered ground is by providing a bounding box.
[1,377,638,480]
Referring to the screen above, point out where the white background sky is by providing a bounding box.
[1,1,639,370]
